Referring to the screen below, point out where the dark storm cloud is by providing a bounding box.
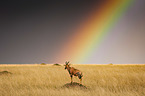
[0,0,105,64]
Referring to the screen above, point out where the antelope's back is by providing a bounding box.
[71,67,83,77]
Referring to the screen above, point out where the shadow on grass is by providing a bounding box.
[62,82,87,89]
[0,71,12,75]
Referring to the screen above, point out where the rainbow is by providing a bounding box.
[56,0,134,64]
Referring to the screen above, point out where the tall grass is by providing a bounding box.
[0,64,145,96]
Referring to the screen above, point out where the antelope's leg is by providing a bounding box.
[70,75,73,83]
[80,79,82,85]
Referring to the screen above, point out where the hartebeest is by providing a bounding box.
[64,61,83,85]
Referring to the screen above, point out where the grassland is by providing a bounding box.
[0,64,145,96]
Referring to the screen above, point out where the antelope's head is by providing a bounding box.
[64,61,70,69]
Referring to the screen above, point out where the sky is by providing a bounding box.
[0,0,145,64]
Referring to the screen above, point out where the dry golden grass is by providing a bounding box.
[0,64,145,96]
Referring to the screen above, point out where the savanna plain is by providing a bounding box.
[0,64,145,96]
